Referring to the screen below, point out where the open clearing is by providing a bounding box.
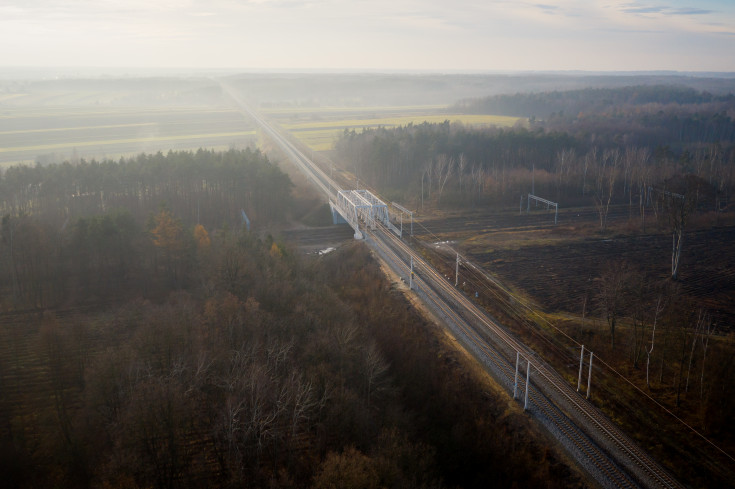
[416,205,735,325]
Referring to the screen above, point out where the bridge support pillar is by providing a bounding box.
[330,204,348,225]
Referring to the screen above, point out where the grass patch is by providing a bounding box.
[286,114,524,151]
[260,104,447,115]
[282,114,523,131]
[289,129,341,151]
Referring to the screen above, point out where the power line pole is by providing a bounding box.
[455,252,459,287]
[577,345,585,392]
[586,352,594,400]
[513,351,520,399]
[409,256,413,290]
[524,360,532,411]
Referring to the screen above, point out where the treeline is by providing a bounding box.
[455,85,734,119]
[336,123,577,197]
[0,149,292,309]
[335,122,734,214]
[454,85,735,149]
[0,148,292,229]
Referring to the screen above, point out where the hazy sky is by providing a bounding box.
[1,0,733,72]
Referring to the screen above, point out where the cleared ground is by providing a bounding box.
[415,205,735,327]
[411,203,735,488]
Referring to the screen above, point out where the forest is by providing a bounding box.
[335,120,733,212]
[454,85,735,148]
[0,149,585,488]
[0,149,291,308]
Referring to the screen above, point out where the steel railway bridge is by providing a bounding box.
[330,189,401,239]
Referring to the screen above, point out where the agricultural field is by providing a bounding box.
[0,77,259,167]
[0,95,520,167]
[262,105,524,151]
[0,106,257,167]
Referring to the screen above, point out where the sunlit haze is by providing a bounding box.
[1,0,734,72]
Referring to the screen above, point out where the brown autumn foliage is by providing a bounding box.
[0,149,587,488]
[0,228,587,489]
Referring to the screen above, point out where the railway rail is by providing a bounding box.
[223,84,685,488]
[366,224,638,488]
[368,223,681,489]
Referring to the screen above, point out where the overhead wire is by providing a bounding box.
[410,206,735,463]
[274,123,735,465]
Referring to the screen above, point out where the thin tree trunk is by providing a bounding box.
[685,317,700,393]
[646,296,662,388]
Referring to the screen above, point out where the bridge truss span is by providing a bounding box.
[333,189,391,238]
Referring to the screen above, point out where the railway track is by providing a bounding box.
[368,223,682,489]
[365,225,637,488]
[223,85,685,488]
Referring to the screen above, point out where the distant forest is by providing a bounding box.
[455,85,734,117]
[0,148,291,229]
[336,86,735,213]
[454,85,735,148]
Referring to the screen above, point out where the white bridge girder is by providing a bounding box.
[331,189,390,239]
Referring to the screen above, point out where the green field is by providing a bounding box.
[0,105,258,166]
[267,108,524,151]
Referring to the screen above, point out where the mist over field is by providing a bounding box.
[3,71,735,166]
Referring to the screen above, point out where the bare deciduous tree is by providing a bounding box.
[555,148,575,201]
[634,149,652,232]
[657,188,689,280]
[592,148,620,231]
[362,342,390,408]
[597,260,630,350]
[457,153,467,196]
[435,155,454,201]
[645,295,665,388]
[699,312,716,400]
